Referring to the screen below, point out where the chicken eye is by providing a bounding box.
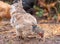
[32,25,37,28]
[32,25,37,31]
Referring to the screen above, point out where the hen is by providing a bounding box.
[0,1,11,19]
[10,0,44,38]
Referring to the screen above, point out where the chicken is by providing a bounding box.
[10,0,44,38]
[0,1,11,19]
[13,0,35,14]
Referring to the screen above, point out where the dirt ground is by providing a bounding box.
[0,21,60,44]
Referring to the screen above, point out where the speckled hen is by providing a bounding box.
[10,0,44,38]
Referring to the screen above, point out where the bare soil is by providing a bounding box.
[0,21,60,44]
